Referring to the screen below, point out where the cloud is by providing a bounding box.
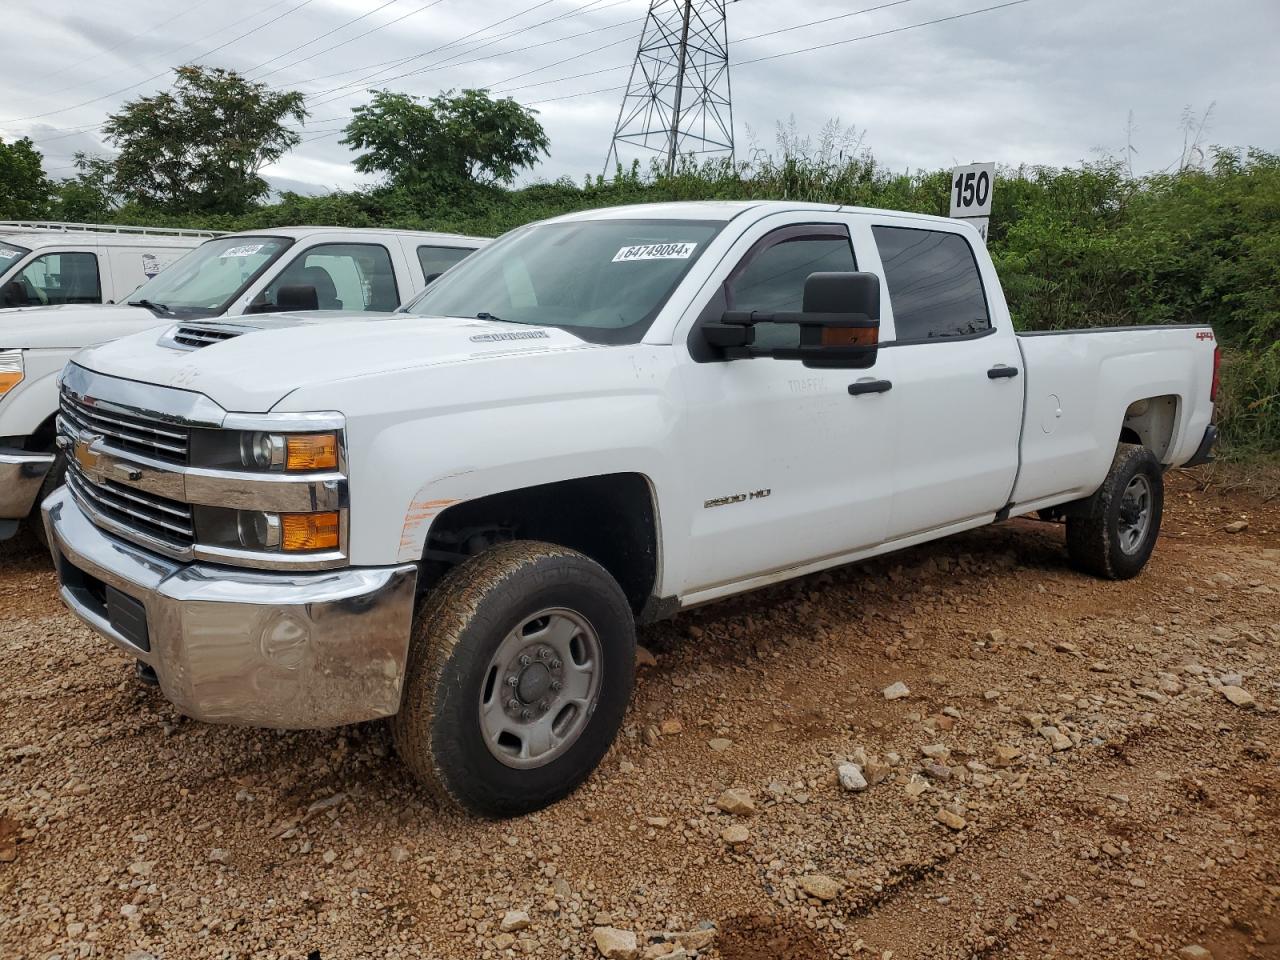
[2,0,1276,194]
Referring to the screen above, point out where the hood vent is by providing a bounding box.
[160,322,254,351]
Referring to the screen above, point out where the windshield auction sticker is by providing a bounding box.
[218,243,266,258]
[0,247,21,260]
[612,242,697,263]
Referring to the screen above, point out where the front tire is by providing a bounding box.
[393,541,635,818]
[30,451,67,550]
[1065,443,1164,580]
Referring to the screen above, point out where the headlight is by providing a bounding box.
[190,429,341,473]
[196,506,339,553]
[240,432,284,470]
[0,350,23,397]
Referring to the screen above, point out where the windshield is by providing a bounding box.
[0,241,31,283]
[125,235,293,318]
[407,219,724,344]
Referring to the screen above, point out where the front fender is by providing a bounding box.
[0,349,75,440]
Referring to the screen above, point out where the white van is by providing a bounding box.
[0,222,219,309]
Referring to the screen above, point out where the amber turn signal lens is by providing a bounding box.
[281,512,340,551]
[285,433,338,471]
[0,371,22,394]
[821,326,878,347]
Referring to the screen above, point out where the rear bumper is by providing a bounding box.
[43,486,418,729]
[1181,423,1218,468]
[0,446,54,528]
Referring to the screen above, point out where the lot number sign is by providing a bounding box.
[950,162,995,243]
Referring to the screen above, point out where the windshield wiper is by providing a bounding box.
[475,311,505,322]
[128,299,173,316]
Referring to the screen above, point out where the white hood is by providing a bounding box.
[73,312,598,412]
[0,303,165,350]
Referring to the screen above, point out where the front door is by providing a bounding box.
[675,217,897,594]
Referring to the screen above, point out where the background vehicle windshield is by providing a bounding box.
[0,241,30,282]
[126,235,292,318]
[408,219,723,344]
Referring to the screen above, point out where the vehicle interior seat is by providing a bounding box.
[299,265,341,310]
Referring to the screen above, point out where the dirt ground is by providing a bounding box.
[0,471,1276,960]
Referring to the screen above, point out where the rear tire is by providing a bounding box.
[392,541,635,818]
[1065,443,1163,580]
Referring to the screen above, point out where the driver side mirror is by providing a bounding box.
[702,271,881,369]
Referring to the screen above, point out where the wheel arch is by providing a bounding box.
[1119,393,1181,462]
[417,472,662,619]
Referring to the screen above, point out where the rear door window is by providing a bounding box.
[871,226,990,341]
[417,245,474,285]
[1,251,101,307]
[261,243,400,312]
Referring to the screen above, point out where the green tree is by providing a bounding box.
[103,65,307,214]
[0,136,52,218]
[342,88,548,192]
[53,152,119,222]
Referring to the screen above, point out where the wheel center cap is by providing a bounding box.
[517,662,552,703]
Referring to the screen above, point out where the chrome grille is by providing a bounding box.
[60,391,189,465]
[171,325,243,349]
[65,456,194,549]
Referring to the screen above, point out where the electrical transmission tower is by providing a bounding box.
[604,0,734,177]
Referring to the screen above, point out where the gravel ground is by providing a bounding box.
[0,472,1276,960]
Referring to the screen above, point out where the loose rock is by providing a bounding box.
[883,680,911,700]
[715,788,756,816]
[594,926,639,960]
[799,874,842,901]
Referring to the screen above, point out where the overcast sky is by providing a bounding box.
[1,0,1276,196]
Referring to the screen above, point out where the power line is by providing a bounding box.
[244,0,407,79]
[27,0,310,105]
[14,0,635,146]
[303,0,633,107]
[249,0,454,83]
[526,0,1035,106]
[25,0,210,86]
[0,0,320,124]
[277,0,633,94]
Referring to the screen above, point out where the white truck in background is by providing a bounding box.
[43,201,1219,818]
[1,226,486,541]
[0,221,218,309]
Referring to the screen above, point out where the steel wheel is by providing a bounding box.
[1117,473,1152,555]
[478,608,602,769]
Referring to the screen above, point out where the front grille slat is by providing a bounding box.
[65,458,194,549]
[60,393,190,465]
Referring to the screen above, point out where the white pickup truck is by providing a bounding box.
[42,201,1219,817]
[1,226,484,541]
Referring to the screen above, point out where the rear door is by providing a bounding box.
[867,220,1023,538]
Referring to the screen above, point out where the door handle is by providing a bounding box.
[987,365,1019,379]
[848,379,893,396]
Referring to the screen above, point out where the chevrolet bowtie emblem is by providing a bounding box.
[73,434,104,479]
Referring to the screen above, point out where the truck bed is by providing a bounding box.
[1009,324,1216,515]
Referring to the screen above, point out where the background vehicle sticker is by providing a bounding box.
[218,243,266,258]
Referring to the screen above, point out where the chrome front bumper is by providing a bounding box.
[0,447,54,525]
[43,486,418,729]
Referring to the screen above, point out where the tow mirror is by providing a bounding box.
[701,271,880,369]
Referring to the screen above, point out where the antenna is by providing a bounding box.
[604,0,734,176]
